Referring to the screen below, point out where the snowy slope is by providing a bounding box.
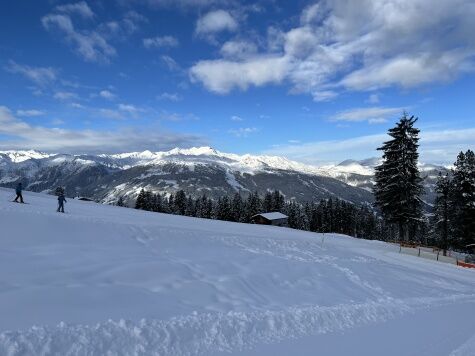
[1,189,475,355]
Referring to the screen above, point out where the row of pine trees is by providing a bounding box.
[132,189,386,240]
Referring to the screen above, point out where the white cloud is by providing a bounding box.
[71,103,86,109]
[331,107,405,124]
[16,110,45,117]
[99,90,116,100]
[54,91,78,101]
[300,3,321,24]
[143,36,179,49]
[196,10,237,35]
[140,0,229,9]
[99,108,124,120]
[100,104,147,120]
[230,115,243,121]
[190,56,289,93]
[161,55,181,72]
[0,106,205,153]
[42,14,116,63]
[228,127,258,137]
[157,92,182,101]
[100,11,147,40]
[312,90,338,102]
[5,61,57,86]
[339,53,466,90]
[191,0,475,98]
[118,103,142,114]
[55,1,94,19]
[220,40,257,59]
[158,112,199,122]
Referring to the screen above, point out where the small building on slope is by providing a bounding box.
[251,212,288,227]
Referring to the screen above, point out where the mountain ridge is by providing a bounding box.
[0,147,447,207]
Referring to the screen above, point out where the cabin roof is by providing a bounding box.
[252,212,288,221]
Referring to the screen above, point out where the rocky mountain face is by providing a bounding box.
[0,147,447,208]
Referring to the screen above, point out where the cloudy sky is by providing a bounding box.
[0,0,474,164]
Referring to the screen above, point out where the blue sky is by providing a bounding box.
[0,0,474,165]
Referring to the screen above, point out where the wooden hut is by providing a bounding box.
[251,212,288,227]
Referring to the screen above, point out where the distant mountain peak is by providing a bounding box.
[0,150,52,163]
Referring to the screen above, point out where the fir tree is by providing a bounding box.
[135,189,146,210]
[174,190,187,215]
[262,192,273,212]
[143,191,153,211]
[374,113,424,241]
[214,196,232,221]
[185,196,196,216]
[151,193,163,212]
[450,150,475,249]
[432,173,452,253]
[231,193,244,222]
[271,190,285,211]
[244,191,262,222]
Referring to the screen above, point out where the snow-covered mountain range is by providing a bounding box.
[0,147,447,207]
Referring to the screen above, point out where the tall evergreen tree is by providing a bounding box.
[185,196,196,216]
[231,193,244,222]
[262,192,273,212]
[450,150,475,249]
[374,113,424,241]
[244,191,262,222]
[174,190,187,215]
[214,196,232,221]
[271,190,285,211]
[432,173,452,253]
[135,189,146,210]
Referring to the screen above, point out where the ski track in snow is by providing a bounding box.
[1,295,474,356]
[450,333,475,356]
[208,235,390,299]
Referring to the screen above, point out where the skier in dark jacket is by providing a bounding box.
[57,193,67,213]
[13,183,24,203]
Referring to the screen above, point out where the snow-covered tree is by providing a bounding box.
[214,196,232,221]
[135,189,146,210]
[244,191,261,222]
[374,113,424,241]
[450,150,475,249]
[231,193,244,222]
[174,190,187,215]
[432,173,452,253]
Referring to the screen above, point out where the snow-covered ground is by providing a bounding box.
[0,188,474,356]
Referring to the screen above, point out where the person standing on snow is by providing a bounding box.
[57,192,67,213]
[13,182,24,203]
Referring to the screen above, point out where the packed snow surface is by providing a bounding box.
[0,188,474,356]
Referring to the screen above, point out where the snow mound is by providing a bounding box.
[1,295,473,356]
